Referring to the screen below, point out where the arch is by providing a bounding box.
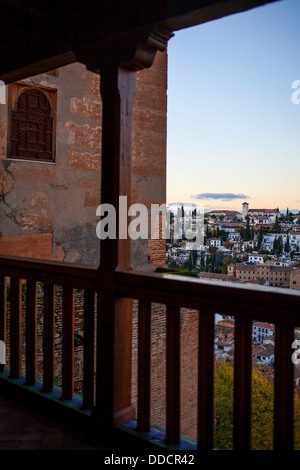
[14,87,52,115]
[9,86,54,161]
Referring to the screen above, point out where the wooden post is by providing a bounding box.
[88,28,173,434]
[94,62,136,431]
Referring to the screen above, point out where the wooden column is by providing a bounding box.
[94,62,136,430]
[88,27,173,433]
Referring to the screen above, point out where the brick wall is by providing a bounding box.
[131,301,199,441]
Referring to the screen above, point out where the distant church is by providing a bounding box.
[242,202,280,225]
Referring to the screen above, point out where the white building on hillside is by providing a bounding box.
[242,202,280,224]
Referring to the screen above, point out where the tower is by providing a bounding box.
[242,202,249,220]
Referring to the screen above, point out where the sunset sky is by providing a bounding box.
[166,0,300,214]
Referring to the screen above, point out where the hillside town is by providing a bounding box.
[166,202,300,386]
[166,202,300,289]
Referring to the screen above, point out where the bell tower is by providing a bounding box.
[242,201,249,220]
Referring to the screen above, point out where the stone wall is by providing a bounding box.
[0,52,167,270]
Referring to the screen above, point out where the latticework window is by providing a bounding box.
[8,87,54,161]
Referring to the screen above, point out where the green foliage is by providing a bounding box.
[244,216,251,241]
[214,252,224,273]
[74,331,84,347]
[285,235,290,253]
[214,361,300,450]
[251,367,274,450]
[272,216,281,233]
[273,236,283,255]
[257,226,263,250]
[155,267,198,277]
[214,361,234,449]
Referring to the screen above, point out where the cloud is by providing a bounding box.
[191,192,250,202]
[168,202,199,207]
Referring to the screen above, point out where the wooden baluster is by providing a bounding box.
[25,280,37,385]
[137,300,151,432]
[233,315,252,450]
[274,323,294,450]
[197,311,214,450]
[62,286,74,400]
[0,276,7,372]
[166,305,180,445]
[10,278,22,378]
[43,283,55,392]
[82,290,96,410]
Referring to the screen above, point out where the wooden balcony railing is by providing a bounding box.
[0,254,300,450]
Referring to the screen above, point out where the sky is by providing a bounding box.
[166,0,300,214]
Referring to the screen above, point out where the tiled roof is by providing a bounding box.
[198,273,242,283]
[269,266,293,272]
[253,322,275,329]
[248,209,279,213]
[236,264,255,271]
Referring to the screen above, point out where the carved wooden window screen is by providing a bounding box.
[9,88,54,161]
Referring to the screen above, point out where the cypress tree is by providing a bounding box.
[284,235,290,253]
[257,226,263,250]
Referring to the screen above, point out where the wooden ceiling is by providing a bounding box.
[0,0,278,83]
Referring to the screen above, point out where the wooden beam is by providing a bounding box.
[0,0,277,83]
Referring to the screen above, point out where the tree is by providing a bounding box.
[276,236,283,256]
[188,252,192,271]
[168,258,177,269]
[220,229,228,242]
[273,237,278,252]
[220,256,232,274]
[257,226,263,250]
[200,252,205,270]
[189,249,198,269]
[244,216,251,241]
[214,361,300,450]
[206,226,213,239]
[272,216,281,233]
[223,241,233,250]
[284,235,290,253]
[215,251,224,273]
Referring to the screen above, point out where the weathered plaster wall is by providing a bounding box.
[0,51,167,269]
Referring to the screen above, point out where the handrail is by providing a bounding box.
[0,255,299,450]
[115,269,300,324]
[0,254,98,290]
